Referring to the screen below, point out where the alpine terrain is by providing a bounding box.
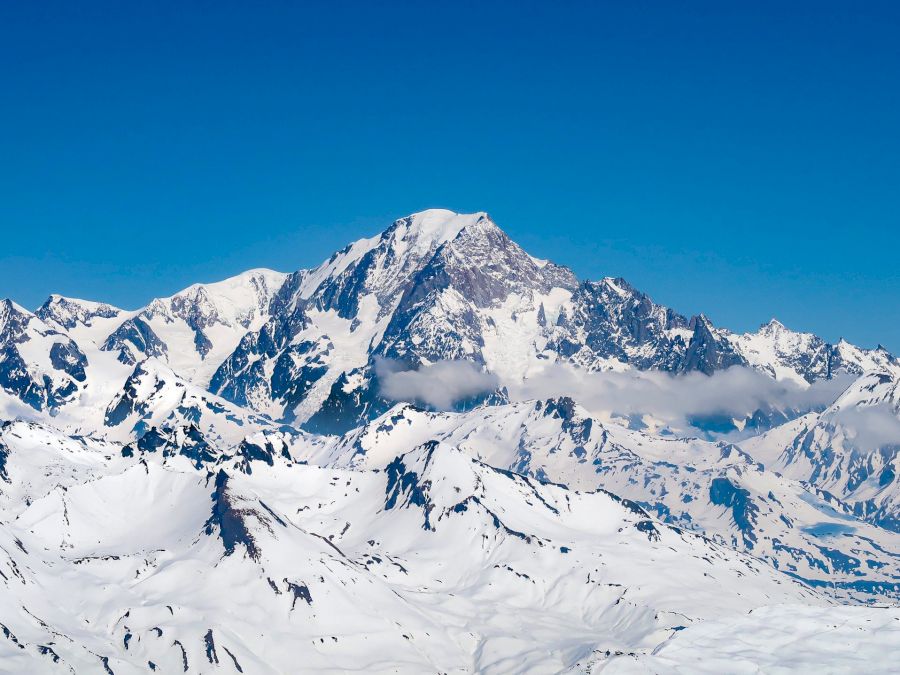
[1,209,898,673]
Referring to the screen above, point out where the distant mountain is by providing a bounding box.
[37,268,286,385]
[729,318,896,384]
[200,209,899,432]
[5,210,895,434]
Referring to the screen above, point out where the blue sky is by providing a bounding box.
[1,1,898,350]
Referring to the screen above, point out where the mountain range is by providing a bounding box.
[1,209,898,672]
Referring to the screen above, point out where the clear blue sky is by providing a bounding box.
[2,1,898,351]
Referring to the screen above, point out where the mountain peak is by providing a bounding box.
[407,207,488,223]
[172,268,287,299]
[690,313,715,330]
[761,318,786,333]
[0,299,35,333]
[36,294,122,330]
[394,209,491,254]
[594,276,636,297]
[1,298,28,315]
[296,210,489,303]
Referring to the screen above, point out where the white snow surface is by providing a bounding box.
[600,604,900,674]
[0,421,850,674]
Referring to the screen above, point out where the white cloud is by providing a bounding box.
[376,357,864,439]
[377,358,500,410]
[506,363,850,435]
[829,404,900,450]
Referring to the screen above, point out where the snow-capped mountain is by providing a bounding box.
[1,208,899,671]
[205,210,895,433]
[102,359,276,447]
[35,294,122,331]
[543,277,694,373]
[729,318,898,384]
[5,210,896,433]
[38,269,286,386]
[209,210,581,430]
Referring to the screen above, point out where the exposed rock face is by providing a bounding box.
[102,317,168,365]
[36,295,121,330]
[547,277,691,371]
[678,314,747,374]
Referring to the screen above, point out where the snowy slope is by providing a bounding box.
[0,421,845,673]
[742,370,900,532]
[602,604,900,674]
[321,400,900,603]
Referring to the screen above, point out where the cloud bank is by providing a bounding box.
[376,358,857,435]
[377,358,500,410]
[506,364,852,435]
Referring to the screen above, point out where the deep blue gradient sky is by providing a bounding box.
[2,1,898,350]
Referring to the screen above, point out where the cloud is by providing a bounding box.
[506,364,851,435]
[375,357,870,441]
[828,404,900,450]
[377,358,500,410]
